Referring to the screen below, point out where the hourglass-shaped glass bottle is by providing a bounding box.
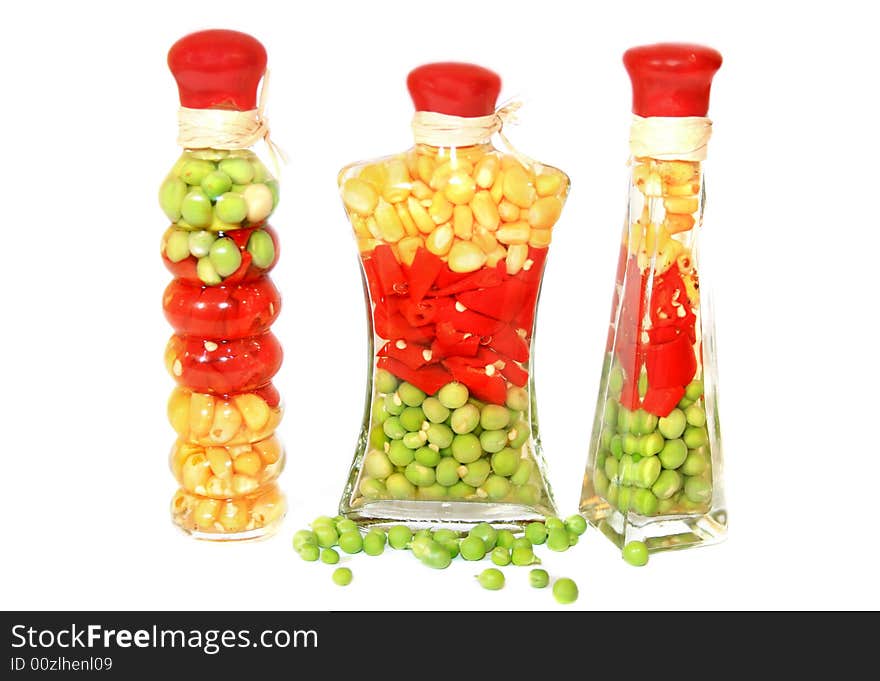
[338,63,569,526]
[580,44,727,552]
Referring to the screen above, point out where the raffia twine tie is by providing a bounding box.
[629,115,712,161]
[411,101,534,166]
[176,70,288,173]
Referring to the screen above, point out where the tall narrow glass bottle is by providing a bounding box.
[580,44,726,552]
[338,63,569,527]
[161,30,285,539]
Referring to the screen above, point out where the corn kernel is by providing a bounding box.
[232,474,259,496]
[206,476,233,498]
[251,488,285,527]
[189,393,215,437]
[472,226,499,254]
[365,216,382,240]
[417,155,435,184]
[194,499,221,529]
[503,164,536,208]
[359,163,388,191]
[505,244,529,275]
[445,171,477,205]
[471,190,500,231]
[528,196,562,229]
[498,200,521,222]
[485,245,508,267]
[167,388,189,434]
[234,452,263,477]
[182,452,211,491]
[448,240,488,273]
[657,161,697,185]
[429,191,454,224]
[426,223,454,256]
[383,158,411,203]
[206,446,233,479]
[397,236,423,266]
[407,196,434,234]
[375,199,405,243]
[209,401,242,444]
[528,228,552,248]
[664,196,699,214]
[254,436,282,465]
[536,171,563,197]
[490,170,504,204]
[396,203,418,236]
[665,181,700,196]
[352,216,372,239]
[453,205,474,239]
[496,221,531,245]
[233,393,270,432]
[665,213,696,234]
[411,180,433,200]
[358,237,380,253]
[474,155,499,189]
[218,500,249,532]
[342,178,379,216]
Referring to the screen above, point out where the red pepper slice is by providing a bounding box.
[361,256,382,300]
[373,305,435,343]
[227,226,256,249]
[456,278,529,322]
[371,244,409,298]
[645,332,697,389]
[642,385,685,417]
[435,298,501,336]
[514,246,548,285]
[398,298,438,327]
[430,262,506,297]
[487,324,530,362]
[619,378,641,411]
[443,357,508,404]
[500,359,528,387]
[432,321,480,358]
[406,248,444,303]
[378,340,432,370]
[377,357,452,395]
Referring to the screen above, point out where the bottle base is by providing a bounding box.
[341,499,556,530]
[170,484,286,542]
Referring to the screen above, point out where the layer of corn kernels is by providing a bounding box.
[171,483,285,535]
[167,387,282,446]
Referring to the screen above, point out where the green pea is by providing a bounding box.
[201,170,232,199]
[510,537,531,551]
[395,406,423,432]
[292,529,317,551]
[246,230,276,268]
[360,477,385,498]
[412,445,439,467]
[600,428,614,451]
[529,568,549,589]
[310,515,336,529]
[335,518,358,534]
[363,530,386,556]
[632,453,642,464]
[603,398,618,426]
[511,545,536,566]
[468,397,486,410]
[525,522,547,545]
[164,229,191,263]
[431,457,458,486]
[489,447,519,477]
[553,578,579,604]
[386,472,415,499]
[395,382,424,407]
[622,434,639,455]
[314,525,339,548]
[685,379,704,401]
[684,477,713,504]
[196,257,222,285]
[491,546,511,566]
[402,431,428,449]
[565,515,587,536]
[617,486,632,513]
[430,529,457,545]
[208,236,242,277]
[264,179,280,209]
[469,523,498,550]
[460,458,489,486]
[319,547,339,564]
[384,440,411,467]
[460,535,487,561]
[607,482,620,507]
[298,544,319,562]
[636,456,662,489]
[641,432,665,457]
[364,450,394,479]
[387,525,412,550]
[338,530,363,554]
[438,382,469,409]
[426,423,454,448]
[451,433,482,464]
[547,528,570,552]
[383,417,406,440]
[219,157,255,184]
[682,403,706,427]
[405,462,436,487]
[568,531,579,547]
[181,189,213,228]
[159,176,187,221]
[657,496,678,514]
[681,449,708,476]
[593,468,610,496]
[421,397,449,424]
[517,484,540,506]
[439,446,453,457]
[544,516,564,532]
[619,455,635,486]
[651,469,682,500]
[506,386,529,411]
[508,421,529,449]
[375,369,398,395]
[493,530,513,549]
[678,397,694,409]
[484,475,510,500]
[418,540,453,569]
[684,426,708,449]
[384,394,405,416]
[597,450,608,470]
[418,483,447,500]
[372,399,389,425]
[180,159,216,186]
[510,458,534,486]
[622,540,649,567]
[332,567,353,586]
[658,408,687,439]
[632,409,658,436]
[448,481,475,499]
[617,406,633,433]
[632,488,659,516]
[659,439,688,470]
[214,192,248,224]
[610,435,624,459]
[480,404,510,431]
[369,424,389,449]
[451,404,480,434]
[477,568,505,591]
[480,429,508,454]
[184,230,214,259]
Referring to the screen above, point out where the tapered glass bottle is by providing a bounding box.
[339,63,569,527]
[580,44,727,552]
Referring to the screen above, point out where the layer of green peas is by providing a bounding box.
[292,515,589,602]
[592,371,713,518]
[160,149,279,285]
[358,371,547,507]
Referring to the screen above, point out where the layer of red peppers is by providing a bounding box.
[365,245,546,405]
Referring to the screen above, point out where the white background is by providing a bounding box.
[1,0,877,611]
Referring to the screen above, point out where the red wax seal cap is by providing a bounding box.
[407,63,501,117]
[623,43,722,117]
[168,29,267,111]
